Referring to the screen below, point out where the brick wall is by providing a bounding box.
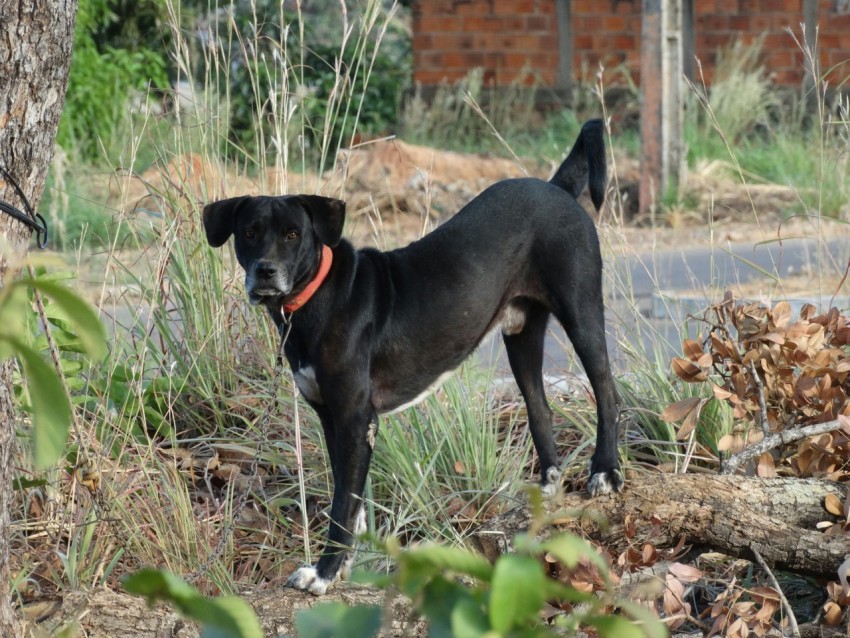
[413,0,850,89]
[412,0,560,86]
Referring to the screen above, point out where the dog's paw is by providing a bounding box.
[286,566,334,596]
[587,468,625,496]
[540,465,562,499]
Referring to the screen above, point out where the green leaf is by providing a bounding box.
[586,615,645,638]
[123,569,198,605]
[23,278,107,360]
[489,555,546,633]
[195,597,263,638]
[616,601,668,638]
[0,283,31,349]
[124,570,263,638]
[295,602,381,638]
[541,534,608,573]
[403,543,494,581]
[419,576,475,638]
[7,337,72,468]
[450,597,489,638]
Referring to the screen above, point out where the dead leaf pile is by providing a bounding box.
[664,294,850,481]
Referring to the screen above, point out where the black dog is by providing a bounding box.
[203,119,622,595]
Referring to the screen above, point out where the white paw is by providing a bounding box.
[540,465,562,499]
[286,566,334,595]
[587,469,625,496]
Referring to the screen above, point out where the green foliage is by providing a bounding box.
[58,0,169,161]
[123,569,263,638]
[296,521,667,638]
[0,269,106,468]
[295,602,382,638]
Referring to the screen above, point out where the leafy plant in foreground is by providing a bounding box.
[0,268,106,468]
[123,569,263,638]
[298,491,666,638]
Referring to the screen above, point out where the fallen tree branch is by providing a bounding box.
[721,417,848,475]
[474,473,849,578]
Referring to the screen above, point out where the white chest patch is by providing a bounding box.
[293,366,324,404]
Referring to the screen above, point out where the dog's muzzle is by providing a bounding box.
[246,261,291,304]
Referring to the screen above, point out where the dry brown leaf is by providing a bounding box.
[661,397,702,423]
[756,452,776,478]
[823,600,844,626]
[825,492,844,517]
[672,357,708,382]
[668,562,702,583]
[677,405,702,441]
[772,301,792,327]
[683,338,703,361]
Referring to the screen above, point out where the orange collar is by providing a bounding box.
[282,245,333,313]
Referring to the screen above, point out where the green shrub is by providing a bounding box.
[58,0,169,161]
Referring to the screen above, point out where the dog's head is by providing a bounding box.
[202,195,345,305]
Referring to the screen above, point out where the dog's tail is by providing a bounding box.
[549,118,606,212]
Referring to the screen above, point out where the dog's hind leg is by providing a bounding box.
[550,274,623,496]
[503,305,562,498]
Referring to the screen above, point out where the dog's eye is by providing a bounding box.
[286,230,300,241]
[244,229,255,240]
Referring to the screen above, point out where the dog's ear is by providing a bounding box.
[203,196,249,247]
[298,195,346,247]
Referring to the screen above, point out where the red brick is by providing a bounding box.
[574,34,593,49]
[700,14,730,32]
[748,14,771,31]
[442,51,471,68]
[772,67,803,83]
[728,14,750,31]
[614,34,637,50]
[416,15,457,33]
[615,0,638,15]
[461,15,503,32]
[503,15,526,30]
[580,15,604,31]
[526,15,550,31]
[572,0,594,14]
[604,15,626,30]
[770,13,797,30]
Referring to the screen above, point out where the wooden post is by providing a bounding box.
[639,0,685,219]
[555,0,573,92]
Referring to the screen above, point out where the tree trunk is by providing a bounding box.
[0,2,78,635]
[473,474,850,579]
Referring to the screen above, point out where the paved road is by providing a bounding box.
[480,236,850,377]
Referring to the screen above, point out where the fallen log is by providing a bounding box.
[473,474,849,579]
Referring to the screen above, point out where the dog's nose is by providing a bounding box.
[255,261,278,279]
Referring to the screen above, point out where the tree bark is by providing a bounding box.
[473,474,850,579]
[0,2,78,636]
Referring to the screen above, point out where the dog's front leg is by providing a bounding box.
[286,403,376,595]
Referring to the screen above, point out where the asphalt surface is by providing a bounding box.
[480,236,850,378]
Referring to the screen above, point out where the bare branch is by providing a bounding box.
[752,548,800,638]
[721,417,848,476]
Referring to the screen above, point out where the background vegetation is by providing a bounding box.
[7,0,850,635]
